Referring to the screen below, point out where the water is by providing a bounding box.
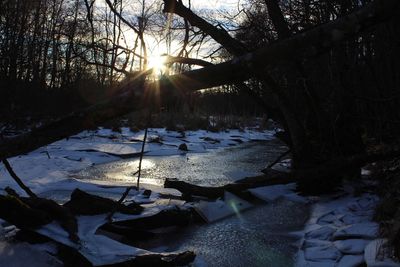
[74,140,287,187]
[72,140,308,267]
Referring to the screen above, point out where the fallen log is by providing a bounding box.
[63,188,143,215]
[164,179,224,199]
[164,169,294,199]
[4,187,79,242]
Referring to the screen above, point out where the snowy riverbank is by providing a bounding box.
[0,127,275,196]
[0,127,396,266]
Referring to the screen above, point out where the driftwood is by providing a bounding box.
[63,188,143,215]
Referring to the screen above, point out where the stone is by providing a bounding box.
[333,222,378,240]
[178,143,188,151]
[334,239,369,254]
[305,226,336,241]
[337,255,365,267]
[304,244,342,261]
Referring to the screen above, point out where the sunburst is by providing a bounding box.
[148,54,167,77]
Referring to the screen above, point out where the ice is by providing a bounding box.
[0,127,274,196]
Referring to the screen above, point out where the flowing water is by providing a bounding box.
[72,140,309,267]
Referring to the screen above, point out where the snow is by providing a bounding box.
[38,215,147,266]
[194,192,252,222]
[337,255,365,267]
[333,239,370,254]
[333,222,379,240]
[295,194,383,267]
[0,127,275,266]
[304,244,342,261]
[0,127,274,197]
[3,126,395,267]
[248,183,304,202]
[305,226,336,241]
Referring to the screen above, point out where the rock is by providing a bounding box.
[341,214,370,225]
[305,226,336,241]
[178,143,188,151]
[304,244,342,261]
[302,239,332,249]
[333,222,379,240]
[347,199,376,217]
[317,212,344,226]
[334,239,369,254]
[337,255,365,267]
[148,136,163,144]
[142,189,152,198]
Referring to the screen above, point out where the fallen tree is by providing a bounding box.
[0,186,196,266]
[1,0,399,162]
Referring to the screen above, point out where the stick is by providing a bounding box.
[106,112,151,222]
[2,159,37,198]
[136,126,148,190]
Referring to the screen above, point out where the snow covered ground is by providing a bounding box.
[0,126,276,266]
[0,126,397,266]
[294,192,400,267]
[0,127,274,197]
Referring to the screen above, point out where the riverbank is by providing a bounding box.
[0,126,395,266]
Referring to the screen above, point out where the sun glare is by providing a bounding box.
[148,54,167,76]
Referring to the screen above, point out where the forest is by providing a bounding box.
[1,0,400,266]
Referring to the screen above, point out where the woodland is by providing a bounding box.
[1,0,400,266]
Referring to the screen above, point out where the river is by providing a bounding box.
[72,140,309,267]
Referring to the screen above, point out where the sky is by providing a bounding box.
[190,0,242,11]
[96,0,245,69]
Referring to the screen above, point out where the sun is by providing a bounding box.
[148,54,167,76]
